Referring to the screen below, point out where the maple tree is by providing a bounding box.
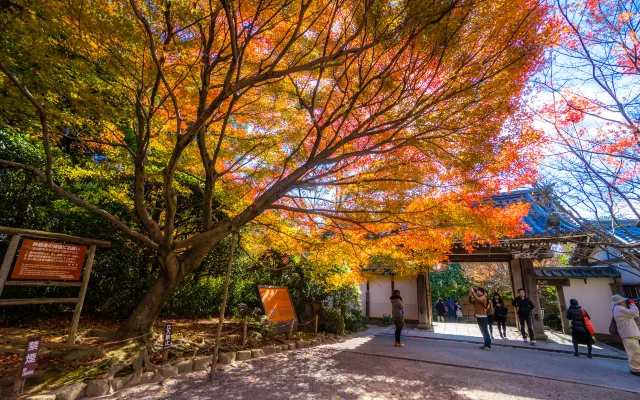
[0,0,554,337]
[537,0,640,274]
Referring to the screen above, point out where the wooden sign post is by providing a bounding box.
[0,227,110,347]
[12,335,41,395]
[314,314,319,335]
[162,322,172,363]
[241,316,248,347]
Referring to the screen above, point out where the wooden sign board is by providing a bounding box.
[257,286,297,334]
[10,239,87,281]
[20,336,41,379]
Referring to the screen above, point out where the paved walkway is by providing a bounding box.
[119,333,640,399]
[339,333,640,394]
[368,322,627,359]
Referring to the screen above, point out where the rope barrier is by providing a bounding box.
[101,332,153,346]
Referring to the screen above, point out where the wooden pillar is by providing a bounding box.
[509,258,523,331]
[417,271,433,330]
[509,258,524,295]
[521,258,548,340]
[365,281,370,320]
[0,235,21,298]
[426,270,433,327]
[556,285,570,334]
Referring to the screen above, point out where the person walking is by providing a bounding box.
[390,289,405,348]
[611,294,640,376]
[566,299,593,358]
[446,297,456,322]
[512,288,536,345]
[436,298,446,322]
[455,300,463,322]
[492,294,508,339]
[469,287,492,350]
[486,295,495,339]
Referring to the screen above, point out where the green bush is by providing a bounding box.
[164,277,225,317]
[344,308,367,332]
[320,307,345,335]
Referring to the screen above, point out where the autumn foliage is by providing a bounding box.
[0,0,554,336]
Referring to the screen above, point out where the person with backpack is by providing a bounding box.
[566,299,593,358]
[455,300,463,322]
[492,294,508,339]
[469,287,491,350]
[611,294,640,375]
[390,289,405,348]
[445,297,456,322]
[512,288,536,345]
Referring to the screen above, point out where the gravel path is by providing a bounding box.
[118,344,639,400]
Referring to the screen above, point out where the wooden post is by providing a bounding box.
[556,285,570,334]
[12,372,25,396]
[162,349,169,364]
[314,314,318,335]
[521,258,548,340]
[365,280,370,320]
[68,245,96,347]
[288,319,295,340]
[0,234,21,298]
[209,234,236,382]
[241,316,248,347]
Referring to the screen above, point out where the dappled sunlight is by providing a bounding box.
[368,323,625,358]
[454,389,539,400]
[323,334,375,350]
[119,334,638,400]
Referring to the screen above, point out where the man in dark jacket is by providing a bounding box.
[512,288,536,345]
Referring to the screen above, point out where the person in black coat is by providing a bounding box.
[435,298,446,322]
[512,288,536,344]
[566,298,594,358]
[492,294,508,339]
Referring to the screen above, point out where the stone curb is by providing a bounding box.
[26,335,343,400]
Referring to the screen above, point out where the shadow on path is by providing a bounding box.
[119,335,639,400]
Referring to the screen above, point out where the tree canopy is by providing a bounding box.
[0,0,555,336]
[536,0,640,274]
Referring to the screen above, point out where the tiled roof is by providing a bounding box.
[492,189,580,237]
[603,226,640,244]
[534,266,621,279]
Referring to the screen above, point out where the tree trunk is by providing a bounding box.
[117,252,186,338]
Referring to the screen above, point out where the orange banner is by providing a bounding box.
[258,286,296,324]
[11,239,87,281]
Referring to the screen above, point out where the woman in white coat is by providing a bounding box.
[612,294,640,376]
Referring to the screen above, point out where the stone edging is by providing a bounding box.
[23,335,344,400]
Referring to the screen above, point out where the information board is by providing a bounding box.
[258,286,297,333]
[10,239,87,280]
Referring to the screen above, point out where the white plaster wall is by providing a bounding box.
[394,278,418,320]
[591,247,640,284]
[368,278,392,318]
[561,278,615,334]
[618,267,640,285]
